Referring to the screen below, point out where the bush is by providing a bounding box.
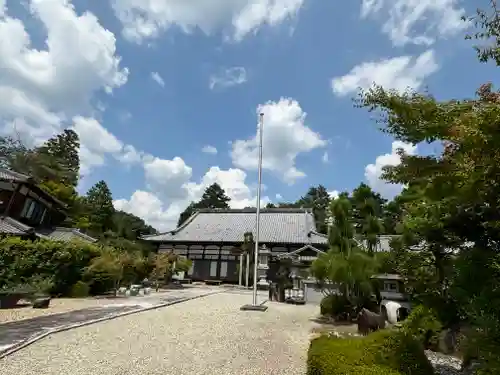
[320,294,353,320]
[307,329,434,375]
[0,237,148,297]
[70,281,90,297]
[400,305,442,350]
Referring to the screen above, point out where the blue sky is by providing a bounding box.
[0,0,495,230]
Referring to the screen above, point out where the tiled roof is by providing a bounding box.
[142,208,328,245]
[0,168,30,183]
[36,227,97,243]
[0,216,32,235]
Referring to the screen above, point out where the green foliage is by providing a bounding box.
[70,281,90,298]
[0,237,150,297]
[400,306,443,350]
[85,180,115,234]
[175,257,192,273]
[36,129,80,187]
[465,1,500,65]
[177,183,231,226]
[307,330,434,375]
[319,294,353,319]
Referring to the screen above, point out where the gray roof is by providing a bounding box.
[0,168,30,183]
[143,208,328,245]
[0,216,96,243]
[0,216,32,235]
[36,227,97,243]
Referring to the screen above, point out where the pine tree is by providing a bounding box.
[350,183,386,255]
[86,180,115,234]
[197,183,231,209]
[177,183,231,227]
[36,129,80,187]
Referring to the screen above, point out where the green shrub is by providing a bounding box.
[400,305,442,350]
[307,329,434,375]
[70,281,90,297]
[320,294,353,319]
[0,237,146,297]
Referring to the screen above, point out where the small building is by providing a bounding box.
[0,168,96,243]
[142,208,328,283]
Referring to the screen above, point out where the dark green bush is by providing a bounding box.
[400,305,442,350]
[70,281,90,297]
[320,294,353,319]
[307,329,434,375]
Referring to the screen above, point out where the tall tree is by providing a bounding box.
[86,180,115,234]
[36,129,80,187]
[350,183,385,254]
[311,195,376,313]
[296,185,331,234]
[177,183,231,227]
[197,183,231,209]
[357,72,500,371]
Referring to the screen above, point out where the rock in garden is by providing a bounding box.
[357,308,386,335]
[32,297,51,309]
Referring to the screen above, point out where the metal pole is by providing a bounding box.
[252,113,264,306]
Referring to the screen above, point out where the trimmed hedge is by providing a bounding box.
[307,329,434,375]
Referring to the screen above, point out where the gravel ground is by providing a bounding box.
[0,292,319,375]
[0,298,122,323]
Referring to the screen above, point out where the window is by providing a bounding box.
[210,261,218,277]
[20,198,48,224]
[384,281,398,292]
[220,262,228,278]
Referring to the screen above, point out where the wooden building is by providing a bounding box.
[142,208,328,283]
[0,168,96,243]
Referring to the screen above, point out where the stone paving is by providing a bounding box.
[0,286,219,354]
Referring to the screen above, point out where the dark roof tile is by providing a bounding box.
[143,209,327,245]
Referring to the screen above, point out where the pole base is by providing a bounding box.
[240,304,268,312]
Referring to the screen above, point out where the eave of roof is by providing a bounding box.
[142,208,328,245]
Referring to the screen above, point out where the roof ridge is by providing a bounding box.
[195,208,313,214]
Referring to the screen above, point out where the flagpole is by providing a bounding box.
[241,112,267,312]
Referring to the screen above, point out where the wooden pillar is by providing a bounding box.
[245,252,250,288]
[239,253,243,286]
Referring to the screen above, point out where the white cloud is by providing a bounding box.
[365,141,417,198]
[231,98,327,184]
[275,193,282,200]
[360,0,467,46]
[111,0,305,44]
[209,67,247,90]
[328,190,339,199]
[0,0,128,174]
[332,50,439,96]
[115,165,268,231]
[151,72,165,87]
[202,145,218,154]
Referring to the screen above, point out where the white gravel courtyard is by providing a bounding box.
[0,291,319,375]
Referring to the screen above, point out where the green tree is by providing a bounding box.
[177,183,231,227]
[36,129,80,187]
[350,183,386,254]
[311,195,377,314]
[85,180,115,234]
[296,185,331,234]
[357,74,500,371]
[197,183,231,208]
